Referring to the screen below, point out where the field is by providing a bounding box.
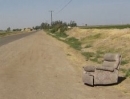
[0,31,24,37]
[48,26,130,78]
[79,24,130,29]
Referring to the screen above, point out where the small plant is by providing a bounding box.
[125,69,130,78]
[65,37,81,50]
[120,68,130,78]
[121,60,129,65]
[87,33,101,39]
[55,32,68,38]
[82,52,95,60]
[85,44,92,48]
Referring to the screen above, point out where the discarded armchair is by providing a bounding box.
[82,53,122,86]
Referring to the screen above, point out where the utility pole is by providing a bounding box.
[49,10,54,26]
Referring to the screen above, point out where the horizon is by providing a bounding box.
[0,0,130,30]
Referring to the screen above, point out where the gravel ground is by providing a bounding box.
[0,30,129,99]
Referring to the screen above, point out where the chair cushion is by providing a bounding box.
[83,66,95,72]
[103,53,121,69]
[103,61,119,68]
[104,53,121,61]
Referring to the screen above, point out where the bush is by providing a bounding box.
[125,69,130,78]
[85,44,92,48]
[121,60,129,65]
[55,32,68,38]
[65,37,81,50]
[82,52,95,60]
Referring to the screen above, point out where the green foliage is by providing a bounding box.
[125,69,130,78]
[55,32,68,38]
[79,24,130,29]
[13,28,21,31]
[82,50,104,63]
[85,44,92,48]
[41,22,50,29]
[7,27,11,32]
[120,68,130,78]
[34,26,41,30]
[65,37,81,50]
[82,52,95,60]
[121,60,129,65]
[68,21,77,27]
[87,33,101,39]
[0,33,6,36]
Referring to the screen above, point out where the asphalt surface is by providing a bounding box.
[0,31,37,47]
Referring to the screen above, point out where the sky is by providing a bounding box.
[0,0,130,30]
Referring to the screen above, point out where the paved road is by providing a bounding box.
[0,31,37,47]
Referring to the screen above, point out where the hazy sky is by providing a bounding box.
[0,0,130,30]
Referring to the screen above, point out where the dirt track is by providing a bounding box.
[0,31,129,99]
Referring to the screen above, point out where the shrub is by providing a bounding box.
[65,37,81,50]
[85,44,92,48]
[55,32,68,38]
[125,69,130,78]
[82,52,95,60]
[121,60,129,65]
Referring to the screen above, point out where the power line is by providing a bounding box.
[57,0,72,14]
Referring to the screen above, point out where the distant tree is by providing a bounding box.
[13,28,21,31]
[34,26,41,30]
[7,27,11,32]
[41,22,50,29]
[68,21,77,27]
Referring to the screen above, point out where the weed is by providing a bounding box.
[125,69,130,78]
[82,52,95,60]
[87,33,101,39]
[79,24,130,29]
[120,68,130,78]
[67,54,71,56]
[85,44,92,48]
[55,32,68,38]
[65,37,81,50]
[121,60,129,65]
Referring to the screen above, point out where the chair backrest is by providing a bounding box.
[102,53,121,69]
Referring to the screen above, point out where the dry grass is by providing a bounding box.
[66,27,130,67]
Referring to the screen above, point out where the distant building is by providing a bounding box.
[21,28,32,32]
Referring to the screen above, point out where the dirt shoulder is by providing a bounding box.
[0,30,129,99]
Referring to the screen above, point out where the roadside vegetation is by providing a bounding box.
[35,21,130,78]
[0,27,23,37]
[79,24,130,29]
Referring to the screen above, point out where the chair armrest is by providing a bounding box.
[96,66,114,72]
[83,66,95,72]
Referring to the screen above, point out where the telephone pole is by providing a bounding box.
[49,10,54,26]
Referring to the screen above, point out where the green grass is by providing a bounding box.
[0,31,12,37]
[87,33,101,39]
[121,60,129,65]
[125,69,130,78]
[79,24,130,29]
[55,32,68,38]
[84,44,92,48]
[81,33,102,46]
[82,52,95,60]
[47,30,81,50]
[120,68,130,78]
[82,51,103,63]
[65,37,81,50]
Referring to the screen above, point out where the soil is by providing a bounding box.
[0,30,129,99]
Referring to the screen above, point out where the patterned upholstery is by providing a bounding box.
[82,53,121,86]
